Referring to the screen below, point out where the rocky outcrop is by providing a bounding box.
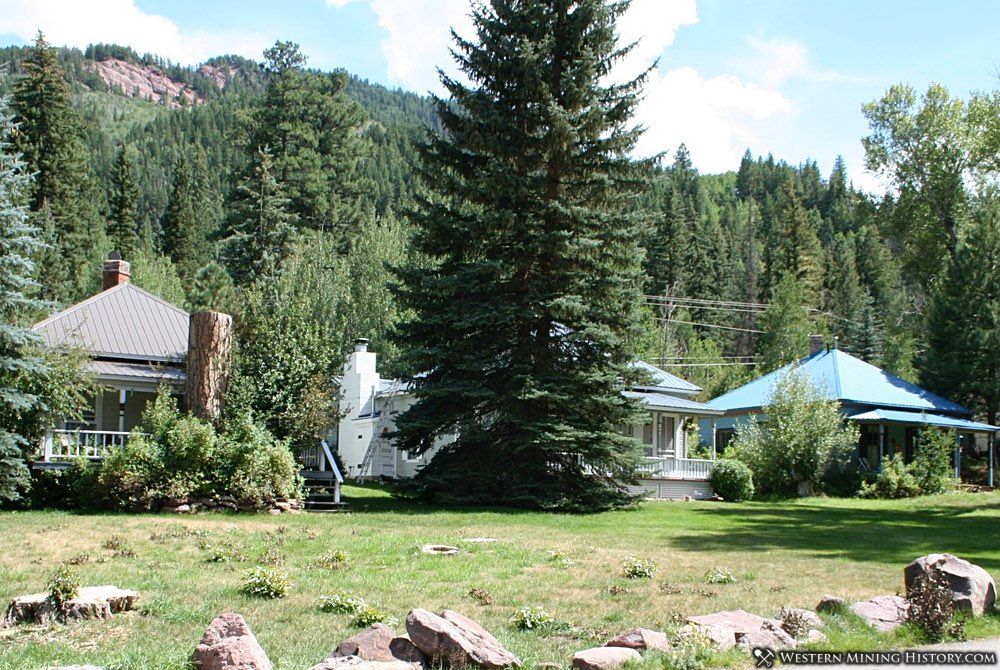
[192,613,271,670]
[815,595,846,614]
[850,595,910,632]
[3,585,138,626]
[687,610,796,650]
[405,608,520,668]
[572,647,641,670]
[604,628,671,652]
[86,58,200,108]
[904,554,997,616]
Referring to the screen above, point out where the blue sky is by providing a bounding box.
[1,0,996,190]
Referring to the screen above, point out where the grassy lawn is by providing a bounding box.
[2,487,999,669]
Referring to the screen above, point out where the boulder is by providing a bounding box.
[678,623,736,650]
[309,657,420,670]
[335,623,398,662]
[904,554,997,616]
[604,628,671,652]
[815,595,846,614]
[850,595,910,632]
[3,585,138,626]
[687,610,795,650]
[390,635,429,665]
[192,613,271,670]
[405,608,520,668]
[805,630,828,644]
[572,647,641,670]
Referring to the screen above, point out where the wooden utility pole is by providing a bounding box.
[186,311,233,421]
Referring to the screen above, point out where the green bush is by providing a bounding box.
[47,566,79,610]
[511,606,553,631]
[728,370,858,496]
[622,556,657,579]
[240,567,289,599]
[703,567,736,584]
[860,428,955,500]
[351,605,397,627]
[910,428,955,495]
[96,389,301,511]
[708,459,754,501]
[319,593,367,614]
[860,454,921,499]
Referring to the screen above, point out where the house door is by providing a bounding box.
[658,415,675,456]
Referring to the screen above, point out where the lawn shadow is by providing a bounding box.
[671,497,1000,571]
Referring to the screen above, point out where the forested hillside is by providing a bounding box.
[3,30,997,452]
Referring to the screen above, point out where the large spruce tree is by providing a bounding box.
[0,98,45,501]
[13,32,105,303]
[392,0,651,511]
[109,144,140,259]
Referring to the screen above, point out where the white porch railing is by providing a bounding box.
[637,455,715,480]
[39,429,134,462]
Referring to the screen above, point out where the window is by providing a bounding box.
[658,416,675,455]
[716,429,735,453]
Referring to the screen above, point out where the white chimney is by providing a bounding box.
[338,338,380,471]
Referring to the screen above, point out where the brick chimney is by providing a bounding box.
[808,334,825,356]
[102,251,131,290]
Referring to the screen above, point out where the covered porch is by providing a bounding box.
[848,408,997,486]
[623,390,724,484]
[37,361,184,465]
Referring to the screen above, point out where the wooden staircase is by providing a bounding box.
[303,472,350,513]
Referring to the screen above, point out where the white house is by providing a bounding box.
[335,338,724,499]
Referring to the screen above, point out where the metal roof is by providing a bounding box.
[624,390,722,416]
[629,360,702,395]
[89,360,185,384]
[708,348,972,416]
[32,283,189,362]
[847,408,998,433]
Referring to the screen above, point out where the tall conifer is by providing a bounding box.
[393,0,651,511]
[109,145,140,259]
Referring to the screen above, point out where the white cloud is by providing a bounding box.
[0,0,268,65]
[636,67,792,172]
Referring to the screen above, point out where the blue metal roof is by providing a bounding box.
[629,360,702,395]
[623,390,722,415]
[847,409,998,433]
[708,348,972,416]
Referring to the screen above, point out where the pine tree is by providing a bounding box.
[771,176,824,302]
[109,145,140,259]
[161,151,209,282]
[246,41,370,244]
[222,148,297,284]
[921,199,1000,424]
[644,183,692,294]
[13,32,104,303]
[187,261,236,313]
[0,98,46,501]
[847,289,884,366]
[757,274,812,373]
[393,0,651,511]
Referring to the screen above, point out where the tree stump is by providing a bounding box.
[186,311,233,421]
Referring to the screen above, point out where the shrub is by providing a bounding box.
[352,605,397,627]
[215,411,302,508]
[702,567,736,584]
[910,428,955,495]
[240,567,289,599]
[511,606,553,631]
[319,593,367,614]
[708,459,754,501]
[312,551,348,569]
[860,454,921,499]
[622,556,657,579]
[780,607,812,639]
[467,588,494,605]
[728,369,858,496]
[47,566,79,610]
[907,569,965,642]
[642,639,715,670]
[98,434,165,511]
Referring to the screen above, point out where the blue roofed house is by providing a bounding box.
[702,337,997,485]
[333,339,723,499]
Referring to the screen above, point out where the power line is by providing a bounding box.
[653,317,764,334]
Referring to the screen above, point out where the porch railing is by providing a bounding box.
[39,429,135,462]
[637,455,715,480]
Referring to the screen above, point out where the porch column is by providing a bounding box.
[710,419,717,460]
[989,433,994,488]
[878,424,885,466]
[118,389,127,432]
[954,433,961,480]
[95,392,104,430]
